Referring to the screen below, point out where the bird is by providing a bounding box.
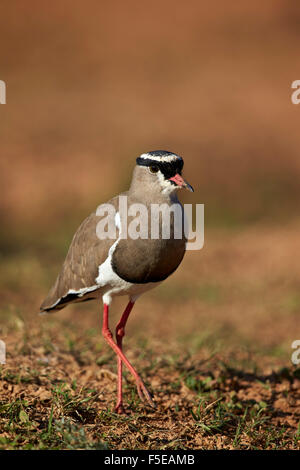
[40,150,194,414]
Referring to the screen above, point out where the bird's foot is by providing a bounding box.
[136,379,156,408]
[114,402,126,415]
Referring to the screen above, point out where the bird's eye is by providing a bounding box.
[149,166,159,174]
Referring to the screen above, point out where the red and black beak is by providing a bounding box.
[169,174,194,192]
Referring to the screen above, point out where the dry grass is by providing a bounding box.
[0,0,300,450]
[0,224,299,449]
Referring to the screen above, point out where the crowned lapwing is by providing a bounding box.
[40,150,194,413]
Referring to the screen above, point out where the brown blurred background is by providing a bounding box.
[0,1,299,352]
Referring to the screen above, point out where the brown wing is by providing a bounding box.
[40,197,120,312]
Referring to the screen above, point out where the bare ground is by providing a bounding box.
[0,224,299,449]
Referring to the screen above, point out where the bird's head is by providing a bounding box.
[132,150,194,197]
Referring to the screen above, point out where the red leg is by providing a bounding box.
[102,303,155,412]
[115,300,135,414]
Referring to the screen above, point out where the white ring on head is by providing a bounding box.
[139,152,181,163]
